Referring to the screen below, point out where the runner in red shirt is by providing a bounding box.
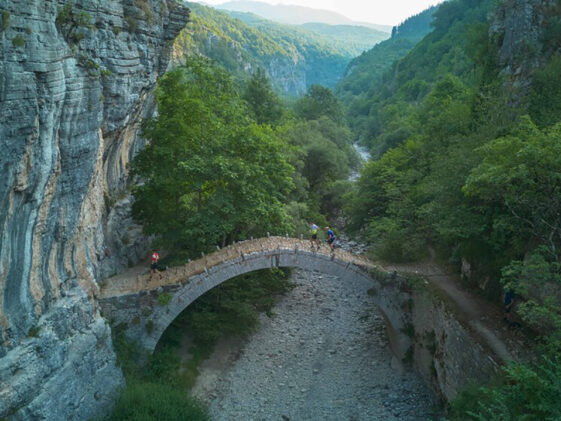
[150,250,159,277]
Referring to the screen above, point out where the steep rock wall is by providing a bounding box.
[0,0,189,419]
[491,0,560,102]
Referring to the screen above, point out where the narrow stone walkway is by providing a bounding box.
[195,269,440,421]
[380,260,528,364]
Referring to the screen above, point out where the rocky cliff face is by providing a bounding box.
[491,0,559,102]
[0,0,188,419]
[172,29,308,95]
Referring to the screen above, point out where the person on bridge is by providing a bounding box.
[309,222,320,250]
[150,250,160,279]
[325,226,336,251]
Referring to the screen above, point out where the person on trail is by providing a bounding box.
[503,289,515,323]
[309,222,320,250]
[325,226,336,250]
[150,250,160,278]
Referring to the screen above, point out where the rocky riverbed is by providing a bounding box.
[191,269,441,420]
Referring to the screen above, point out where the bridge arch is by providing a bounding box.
[99,238,411,358]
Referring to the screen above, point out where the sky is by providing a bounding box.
[197,0,444,26]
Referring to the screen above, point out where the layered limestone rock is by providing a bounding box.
[0,0,188,419]
[491,0,559,102]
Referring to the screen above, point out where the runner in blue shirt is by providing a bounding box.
[325,226,336,250]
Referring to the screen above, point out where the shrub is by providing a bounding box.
[125,15,138,33]
[105,381,209,421]
[145,320,154,334]
[136,0,154,24]
[12,35,25,47]
[448,357,561,420]
[157,293,172,306]
[529,54,561,127]
[55,4,93,43]
[27,325,40,337]
[2,10,10,31]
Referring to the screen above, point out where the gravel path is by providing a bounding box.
[194,269,440,420]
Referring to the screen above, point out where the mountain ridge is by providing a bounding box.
[216,0,392,32]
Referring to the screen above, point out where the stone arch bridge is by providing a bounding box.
[99,237,412,357]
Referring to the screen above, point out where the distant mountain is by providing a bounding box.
[337,5,438,134]
[227,11,389,56]
[216,1,392,32]
[299,23,389,55]
[173,2,354,95]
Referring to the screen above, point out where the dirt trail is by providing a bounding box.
[379,258,529,365]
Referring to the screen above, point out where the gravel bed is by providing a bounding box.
[198,269,441,420]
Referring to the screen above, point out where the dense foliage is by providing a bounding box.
[131,58,293,255]
[104,381,208,421]
[336,6,437,135]
[336,0,561,418]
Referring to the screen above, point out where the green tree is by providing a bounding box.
[282,117,359,217]
[243,68,283,125]
[131,58,294,256]
[463,118,561,262]
[529,54,561,128]
[295,84,344,123]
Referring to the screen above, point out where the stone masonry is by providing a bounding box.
[100,237,497,402]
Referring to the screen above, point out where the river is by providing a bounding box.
[191,269,440,420]
[350,143,371,181]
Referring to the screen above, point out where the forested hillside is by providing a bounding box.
[339,0,561,418]
[231,14,389,57]
[336,6,437,137]
[173,2,360,94]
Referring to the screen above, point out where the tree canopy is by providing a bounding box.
[131,58,294,255]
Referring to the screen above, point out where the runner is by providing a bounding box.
[325,226,336,250]
[309,222,320,250]
[150,250,160,278]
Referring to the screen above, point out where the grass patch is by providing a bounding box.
[145,320,154,334]
[105,380,208,421]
